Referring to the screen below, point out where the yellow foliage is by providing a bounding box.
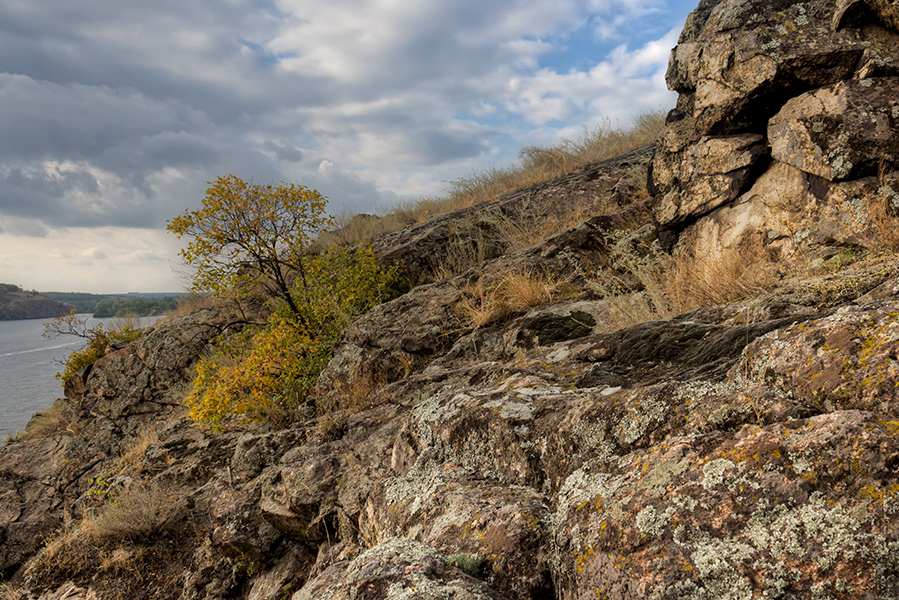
[184,245,397,428]
[43,310,143,383]
[167,175,335,319]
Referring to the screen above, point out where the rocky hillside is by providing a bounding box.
[0,286,73,321]
[4,0,899,598]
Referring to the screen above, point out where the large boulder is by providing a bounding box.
[769,77,899,181]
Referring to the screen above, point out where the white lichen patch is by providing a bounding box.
[384,447,455,515]
[413,392,466,445]
[702,458,736,489]
[483,397,535,421]
[635,505,676,537]
[546,345,571,362]
[552,467,627,526]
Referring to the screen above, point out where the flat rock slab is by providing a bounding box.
[293,538,512,600]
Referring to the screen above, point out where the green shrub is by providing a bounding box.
[184,245,397,428]
[43,311,143,382]
[447,553,484,578]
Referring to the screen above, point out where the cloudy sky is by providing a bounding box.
[0,0,695,294]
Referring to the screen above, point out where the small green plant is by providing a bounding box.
[86,477,114,505]
[43,311,143,383]
[447,553,484,578]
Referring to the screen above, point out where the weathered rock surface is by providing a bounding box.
[4,0,899,598]
[654,0,899,250]
[769,77,899,181]
[651,127,767,227]
[372,146,653,285]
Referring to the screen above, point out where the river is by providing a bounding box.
[0,315,159,438]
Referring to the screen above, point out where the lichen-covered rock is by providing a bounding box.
[668,0,899,135]
[739,301,899,414]
[292,538,513,600]
[679,160,891,263]
[769,77,899,181]
[362,475,553,599]
[651,129,767,227]
[553,410,899,599]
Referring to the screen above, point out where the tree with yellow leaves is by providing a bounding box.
[167,175,334,321]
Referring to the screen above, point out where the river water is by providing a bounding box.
[0,316,157,438]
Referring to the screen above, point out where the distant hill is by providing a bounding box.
[0,284,74,321]
[41,291,184,317]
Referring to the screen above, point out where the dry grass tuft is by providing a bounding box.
[83,483,184,541]
[112,427,160,474]
[865,160,899,250]
[588,232,775,330]
[458,268,573,328]
[21,398,82,440]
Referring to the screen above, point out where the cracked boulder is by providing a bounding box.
[651,128,767,228]
[769,77,899,181]
[667,0,899,135]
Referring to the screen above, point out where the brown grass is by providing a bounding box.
[83,482,183,541]
[588,232,775,330]
[111,427,160,474]
[21,398,82,440]
[865,160,899,250]
[316,111,666,249]
[458,268,573,328]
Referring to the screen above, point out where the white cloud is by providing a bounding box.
[0,0,694,291]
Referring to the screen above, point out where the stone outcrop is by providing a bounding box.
[4,0,899,598]
[653,0,899,256]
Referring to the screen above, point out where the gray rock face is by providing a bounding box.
[653,0,899,257]
[651,128,767,227]
[5,0,899,598]
[769,77,899,181]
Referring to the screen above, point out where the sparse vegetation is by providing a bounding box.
[587,230,775,330]
[21,399,81,440]
[43,311,145,383]
[447,553,485,578]
[865,160,899,250]
[458,268,574,328]
[83,482,183,541]
[316,111,666,249]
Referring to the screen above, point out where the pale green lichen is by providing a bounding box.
[384,447,452,514]
[482,397,534,420]
[635,505,675,537]
[701,458,735,489]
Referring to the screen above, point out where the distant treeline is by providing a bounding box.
[42,291,184,316]
[91,296,181,317]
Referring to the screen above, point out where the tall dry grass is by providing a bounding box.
[865,160,899,250]
[317,111,666,249]
[458,268,573,328]
[588,232,774,330]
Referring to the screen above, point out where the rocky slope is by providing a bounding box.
[4,0,899,598]
[0,288,73,321]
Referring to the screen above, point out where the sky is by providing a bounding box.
[0,0,697,294]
